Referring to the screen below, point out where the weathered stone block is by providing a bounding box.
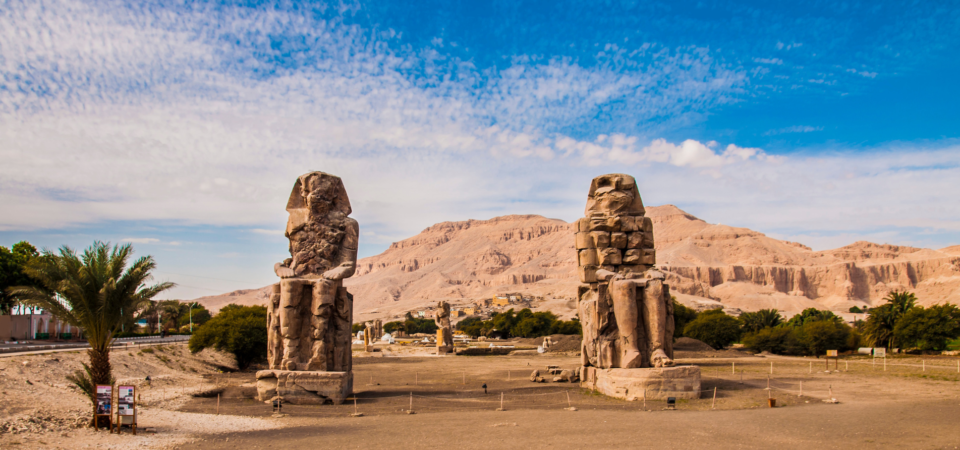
[640,216,653,233]
[598,248,622,265]
[579,265,598,283]
[578,249,598,266]
[580,366,701,401]
[620,215,639,232]
[590,231,611,248]
[256,370,352,405]
[610,232,627,248]
[575,232,595,249]
[627,232,644,249]
[585,216,621,232]
[642,249,656,265]
[623,249,641,264]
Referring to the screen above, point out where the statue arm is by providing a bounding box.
[322,219,359,280]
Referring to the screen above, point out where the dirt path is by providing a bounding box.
[178,398,960,449]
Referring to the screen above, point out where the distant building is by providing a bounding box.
[463,307,477,316]
[476,298,491,308]
[492,296,510,307]
[451,310,465,318]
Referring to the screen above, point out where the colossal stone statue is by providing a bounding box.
[258,171,358,405]
[435,301,453,354]
[577,174,699,400]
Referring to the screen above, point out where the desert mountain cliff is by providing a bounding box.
[192,206,960,321]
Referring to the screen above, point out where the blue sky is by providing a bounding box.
[2,0,959,299]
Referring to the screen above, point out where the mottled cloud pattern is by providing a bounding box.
[1,0,958,298]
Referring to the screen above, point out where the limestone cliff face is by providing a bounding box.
[343,215,579,319]
[195,207,960,319]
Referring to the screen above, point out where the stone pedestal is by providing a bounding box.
[580,366,701,401]
[256,370,352,405]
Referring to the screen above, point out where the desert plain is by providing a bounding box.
[2,337,959,449]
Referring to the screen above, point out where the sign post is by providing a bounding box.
[826,350,839,371]
[94,385,112,431]
[115,385,137,435]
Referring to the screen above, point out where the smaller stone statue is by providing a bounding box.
[435,301,453,354]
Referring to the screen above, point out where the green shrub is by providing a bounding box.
[188,304,267,370]
[893,304,960,351]
[682,310,741,349]
[672,300,698,339]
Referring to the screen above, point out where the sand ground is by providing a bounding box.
[2,342,959,449]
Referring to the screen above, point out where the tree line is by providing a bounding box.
[679,291,960,355]
[454,308,581,338]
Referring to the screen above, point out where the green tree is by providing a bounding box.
[161,300,189,332]
[739,309,784,334]
[849,306,864,314]
[383,320,404,334]
[742,327,797,354]
[0,241,40,314]
[179,305,211,330]
[9,242,173,425]
[864,291,918,349]
[893,304,960,351]
[672,299,698,339]
[189,304,267,370]
[800,320,852,356]
[682,310,741,349]
[786,308,842,327]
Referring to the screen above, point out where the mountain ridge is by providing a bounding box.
[191,206,960,322]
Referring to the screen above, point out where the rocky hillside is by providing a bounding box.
[193,206,960,321]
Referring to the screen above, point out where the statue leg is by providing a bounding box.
[610,279,642,368]
[267,283,283,369]
[279,279,304,371]
[577,286,598,367]
[334,286,352,372]
[643,279,674,367]
[306,280,336,371]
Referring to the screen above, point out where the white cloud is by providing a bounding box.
[121,237,160,244]
[1,0,958,262]
[763,125,824,136]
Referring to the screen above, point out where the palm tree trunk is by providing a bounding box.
[88,347,112,428]
[88,347,112,385]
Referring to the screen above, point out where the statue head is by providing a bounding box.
[584,173,645,217]
[286,171,352,219]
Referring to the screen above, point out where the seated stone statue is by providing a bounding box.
[267,171,358,373]
[576,173,675,370]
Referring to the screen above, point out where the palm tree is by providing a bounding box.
[739,309,784,334]
[10,242,173,424]
[864,290,917,349]
[161,300,190,332]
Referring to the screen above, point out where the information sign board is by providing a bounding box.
[95,385,112,415]
[873,347,886,358]
[826,350,838,357]
[118,386,135,416]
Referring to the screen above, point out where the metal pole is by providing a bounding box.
[217,393,220,415]
[799,381,802,397]
[712,387,717,409]
[770,361,773,374]
[500,392,504,410]
[409,392,413,411]
[732,362,735,374]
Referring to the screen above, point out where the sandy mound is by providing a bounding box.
[673,337,716,352]
[511,334,581,352]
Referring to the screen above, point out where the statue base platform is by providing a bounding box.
[580,366,701,401]
[256,370,352,405]
[437,345,453,354]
